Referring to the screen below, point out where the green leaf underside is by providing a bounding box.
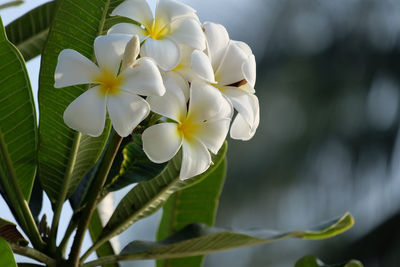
[28,175,43,222]
[5,2,56,61]
[0,218,28,245]
[90,213,354,264]
[38,0,125,202]
[89,209,119,267]
[156,158,227,267]
[0,237,17,267]
[96,143,228,248]
[295,256,363,267]
[68,131,125,211]
[0,16,37,201]
[106,134,167,192]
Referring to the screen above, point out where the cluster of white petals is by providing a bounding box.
[143,73,232,179]
[196,22,259,141]
[54,0,260,179]
[109,0,205,71]
[54,34,165,137]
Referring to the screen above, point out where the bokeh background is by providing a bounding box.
[2,0,400,266]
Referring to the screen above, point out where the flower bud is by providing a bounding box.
[122,35,140,70]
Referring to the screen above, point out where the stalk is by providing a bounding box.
[49,132,82,253]
[68,132,123,266]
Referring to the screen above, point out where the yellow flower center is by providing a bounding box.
[172,61,184,72]
[177,115,200,141]
[145,19,170,40]
[213,84,226,93]
[94,69,123,96]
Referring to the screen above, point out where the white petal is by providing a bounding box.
[107,92,150,137]
[172,45,195,82]
[141,38,181,71]
[196,118,230,154]
[108,23,148,41]
[233,40,253,56]
[63,86,106,137]
[147,72,187,121]
[242,54,256,88]
[203,22,230,70]
[180,138,211,180]
[165,71,190,100]
[54,49,101,88]
[155,0,196,27]
[188,81,225,123]
[230,94,260,141]
[222,86,256,127]
[240,81,256,94]
[168,18,206,50]
[94,34,131,75]
[191,50,215,83]
[215,95,234,120]
[215,41,248,86]
[111,0,154,30]
[120,57,165,96]
[142,122,182,163]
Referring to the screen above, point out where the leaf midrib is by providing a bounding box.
[15,28,49,51]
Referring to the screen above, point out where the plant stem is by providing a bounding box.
[0,134,45,250]
[58,214,79,256]
[68,132,123,267]
[9,243,56,267]
[49,132,82,254]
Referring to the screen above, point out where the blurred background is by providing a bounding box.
[2,0,400,266]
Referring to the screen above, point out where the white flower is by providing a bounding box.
[54,34,165,137]
[108,0,206,71]
[190,22,259,141]
[142,73,231,180]
[170,45,196,82]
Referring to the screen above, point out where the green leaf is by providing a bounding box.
[38,0,124,203]
[105,134,167,192]
[295,256,363,267]
[0,237,17,267]
[88,209,119,267]
[156,158,227,267]
[0,218,28,245]
[0,16,37,201]
[17,264,45,267]
[28,175,43,222]
[0,1,24,10]
[5,2,56,61]
[83,213,354,267]
[344,261,364,267]
[69,133,133,211]
[91,143,228,256]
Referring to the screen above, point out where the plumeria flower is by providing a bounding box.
[190,22,259,141]
[142,74,232,180]
[159,45,195,101]
[108,0,206,71]
[54,34,165,137]
[170,45,196,82]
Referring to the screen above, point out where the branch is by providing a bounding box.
[9,243,56,267]
[69,132,123,266]
[49,132,82,253]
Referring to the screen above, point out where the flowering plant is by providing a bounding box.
[0,0,358,267]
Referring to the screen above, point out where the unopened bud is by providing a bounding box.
[122,35,140,70]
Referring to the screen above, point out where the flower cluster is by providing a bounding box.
[54,0,259,180]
